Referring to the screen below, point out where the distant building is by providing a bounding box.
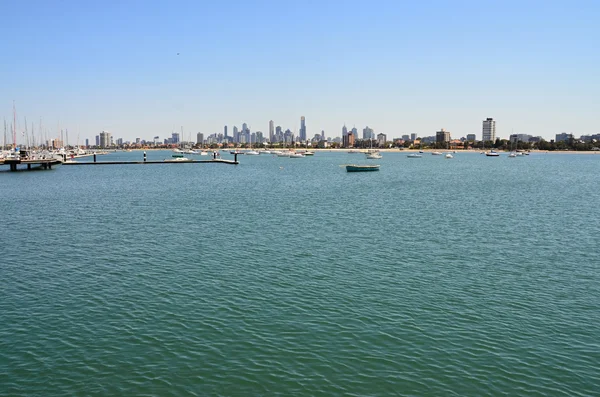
[436,128,451,143]
[510,134,533,143]
[197,133,204,145]
[99,131,111,148]
[555,133,573,142]
[377,133,386,147]
[95,135,100,147]
[342,124,348,137]
[224,125,227,138]
[482,118,496,142]
[410,133,417,141]
[171,132,180,144]
[363,126,374,140]
[321,130,325,140]
[269,120,274,142]
[343,131,355,148]
[85,138,89,148]
[467,134,476,141]
[299,116,306,141]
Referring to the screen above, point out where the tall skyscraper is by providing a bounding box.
[95,135,100,146]
[321,130,325,140]
[410,133,416,141]
[342,124,348,136]
[269,120,274,142]
[299,116,306,141]
[482,118,496,142]
[197,132,204,145]
[363,126,374,140]
[171,132,180,144]
[224,125,227,138]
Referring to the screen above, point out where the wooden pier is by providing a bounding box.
[0,158,62,171]
[62,159,239,165]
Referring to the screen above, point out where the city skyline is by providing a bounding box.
[1,1,598,142]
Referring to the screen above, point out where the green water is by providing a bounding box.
[1,151,599,396]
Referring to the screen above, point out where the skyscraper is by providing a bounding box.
[436,128,451,143]
[482,118,496,142]
[342,124,348,137]
[224,125,227,138]
[299,116,306,141]
[171,132,180,144]
[410,133,416,141]
[269,120,274,142]
[197,132,204,145]
[363,126,374,140]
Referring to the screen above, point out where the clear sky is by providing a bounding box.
[1,0,598,143]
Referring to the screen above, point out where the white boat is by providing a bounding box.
[245,150,260,155]
[199,151,209,156]
[366,151,382,159]
[277,152,291,157]
[445,153,453,159]
[165,154,190,162]
[289,153,305,158]
[432,151,443,155]
[407,153,422,158]
[262,150,272,154]
[486,150,500,157]
[508,152,517,158]
[303,151,315,156]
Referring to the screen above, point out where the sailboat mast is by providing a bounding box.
[3,118,6,150]
[13,101,17,148]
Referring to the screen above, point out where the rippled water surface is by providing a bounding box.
[1,151,599,396]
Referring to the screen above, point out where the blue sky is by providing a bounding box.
[1,0,598,143]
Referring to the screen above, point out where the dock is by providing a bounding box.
[0,158,62,171]
[61,159,239,165]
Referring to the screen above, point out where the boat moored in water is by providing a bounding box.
[346,164,380,172]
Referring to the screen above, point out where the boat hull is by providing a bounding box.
[346,165,380,172]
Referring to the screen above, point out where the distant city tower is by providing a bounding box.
[482,118,496,142]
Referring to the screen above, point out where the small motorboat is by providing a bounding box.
[346,164,380,172]
[486,150,500,157]
[445,153,453,159]
[407,153,422,158]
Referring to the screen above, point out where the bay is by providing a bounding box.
[1,151,599,396]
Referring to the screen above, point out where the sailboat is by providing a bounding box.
[365,136,382,159]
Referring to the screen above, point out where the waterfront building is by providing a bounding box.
[269,120,274,142]
[555,133,574,142]
[377,133,386,147]
[99,131,111,148]
[171,132,180,144]
[85,138,89,148]
[284,129,293,144]
[299,116,306,141]
[95,135,100,147]
[402,135,410,141]
[343,131,355,148]
[363,126,374,140]
[482,118,496,142]
[436,128,451,143]
[510,133,533,143]
[117,138,124,146]
[410,133,416,141]
[197,133,204,145]
[136,138,141,144]
[467,134,476,141]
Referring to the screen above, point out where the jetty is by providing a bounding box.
[0,158,62,171]
[62,159,238,165]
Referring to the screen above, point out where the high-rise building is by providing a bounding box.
[436,128,451,143]
[269,120,274,142]
[85,138,89,148]
[95,135,100,147]
[351,127,358,137]
[363,126,374,140]
[197,133,204,145]
[224,126,227,138]
[171,132,180,144]
[233,126,239,143]
[343,131,355,148]
[99,131,111,148]
[555,133,573,142]
[299,116,306,141]
[377,133,387,147]
[321,130,325,140]
[482,118,496,142]
[410,133,416,141]
[466,134,476,141]
[342,124,348,137]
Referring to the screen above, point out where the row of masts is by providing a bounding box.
[2,102,80,151]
